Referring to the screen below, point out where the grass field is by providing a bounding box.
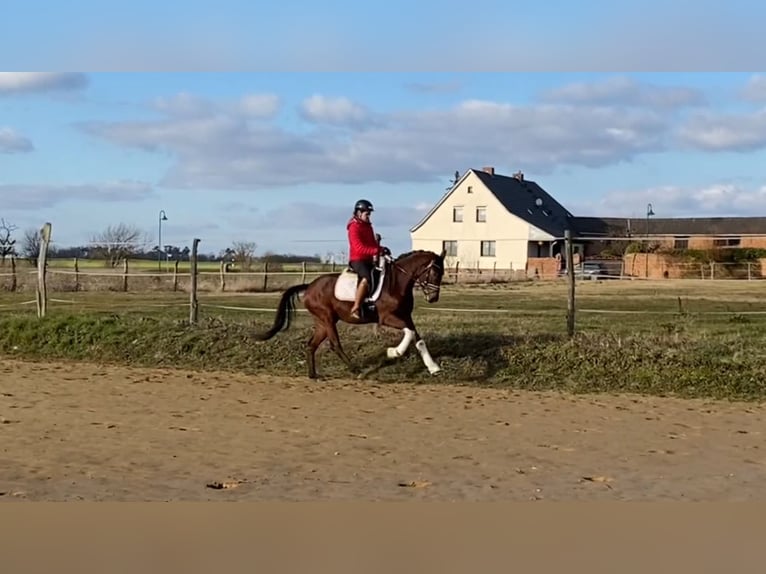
[1,279,766,401]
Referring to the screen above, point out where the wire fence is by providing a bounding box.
[3,254,764,296]
[5,223,766,335]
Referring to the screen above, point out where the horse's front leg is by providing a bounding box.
[383,315,441,375]
[387,326,415,359]
[414,336,441,375]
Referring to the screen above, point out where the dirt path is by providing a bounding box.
[1,358,765,501]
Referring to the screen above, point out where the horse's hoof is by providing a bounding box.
[429,367,442,376]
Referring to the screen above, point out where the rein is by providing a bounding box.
[387,255,441,297]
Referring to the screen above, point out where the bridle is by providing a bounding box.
[387,255,442,299]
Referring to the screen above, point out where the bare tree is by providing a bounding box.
[230,240,257,271]
[21,227,41,265]
[0,218,18,264]
[90,223,146,267]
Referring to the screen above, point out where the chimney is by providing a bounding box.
[513,170,524,181]
[482,166,495,175]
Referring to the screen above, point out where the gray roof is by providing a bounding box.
[411,168,766,239]
[574,216,766,237]
[471,169,575,237]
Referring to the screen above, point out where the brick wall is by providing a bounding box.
[622,253,690,279]
[623,253,766,279]
[526,257,561,279]
[623,235,766,250]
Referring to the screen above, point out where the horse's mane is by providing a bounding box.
[394,249,434,262]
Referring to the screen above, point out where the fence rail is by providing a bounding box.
[5,256,764,295]
[10,223,766,336]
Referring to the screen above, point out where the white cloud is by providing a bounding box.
[298,94,373,127]
[0,180,155,210]
[229,201,427,231]
[152,91,280,119]
[741,74,766,102]
[152,92,215,117]
[578,182,766,218]
[0,72,88,95]
[80,91,673,190]
[540,75,705,108]
[677,108,766,151]
[0,127,33,153]
[237,93,281,118]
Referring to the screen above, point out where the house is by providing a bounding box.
[409,167,575,274]
[410,166,766,277]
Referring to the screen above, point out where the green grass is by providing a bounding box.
[1,279,766,401]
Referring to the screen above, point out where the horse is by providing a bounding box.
[253,248,447,379]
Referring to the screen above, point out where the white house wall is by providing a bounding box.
[410,170,537,271]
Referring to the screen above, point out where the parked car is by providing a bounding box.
[579,261,604,279]
[558,261,610,279]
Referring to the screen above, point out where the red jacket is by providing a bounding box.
[347,216,380,261]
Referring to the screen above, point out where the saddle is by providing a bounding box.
[334,259,388,305]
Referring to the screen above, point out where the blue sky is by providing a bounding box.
[4,72,766,259]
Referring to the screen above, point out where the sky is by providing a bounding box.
[2,3,766,260]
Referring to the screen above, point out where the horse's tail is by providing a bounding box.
[253,283,310,341]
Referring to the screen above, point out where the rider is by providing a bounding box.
[347,199,389,318]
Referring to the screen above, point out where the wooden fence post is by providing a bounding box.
[219,260,226,292]
[10,255,16,292]
[263,261,269,291]
[74,257,80,291]
[173,260,179,292]
[454,261,460,283]
[122,258,129,292]
[189,238,200,325]
[36,222,52,318]
[565,229,575,337]
[301,261,306,284]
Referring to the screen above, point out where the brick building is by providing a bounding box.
[574,216,766,256]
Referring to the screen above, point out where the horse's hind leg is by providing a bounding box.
[306,323,327,379]
[325,320,356,374]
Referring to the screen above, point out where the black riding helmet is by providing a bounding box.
[354,199,374,213]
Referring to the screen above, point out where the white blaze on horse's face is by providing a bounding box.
[423,261,443,303]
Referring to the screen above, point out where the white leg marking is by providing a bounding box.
[387,327,415,358]
[415,339,441,374]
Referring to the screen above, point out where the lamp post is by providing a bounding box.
[645,203,654,279]
[158,210,168,272]
[646,203,654,236]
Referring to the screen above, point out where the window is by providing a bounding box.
[714,237,740,247]
[453,206,463,222]
[467,186,473,194]
[674,236,689,249]
[481,240,496,257]
[476,206,486,222]
[442,240,457,256]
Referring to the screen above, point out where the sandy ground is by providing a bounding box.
[1,357,765,501]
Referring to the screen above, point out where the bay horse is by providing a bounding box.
[253,249,447,379]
